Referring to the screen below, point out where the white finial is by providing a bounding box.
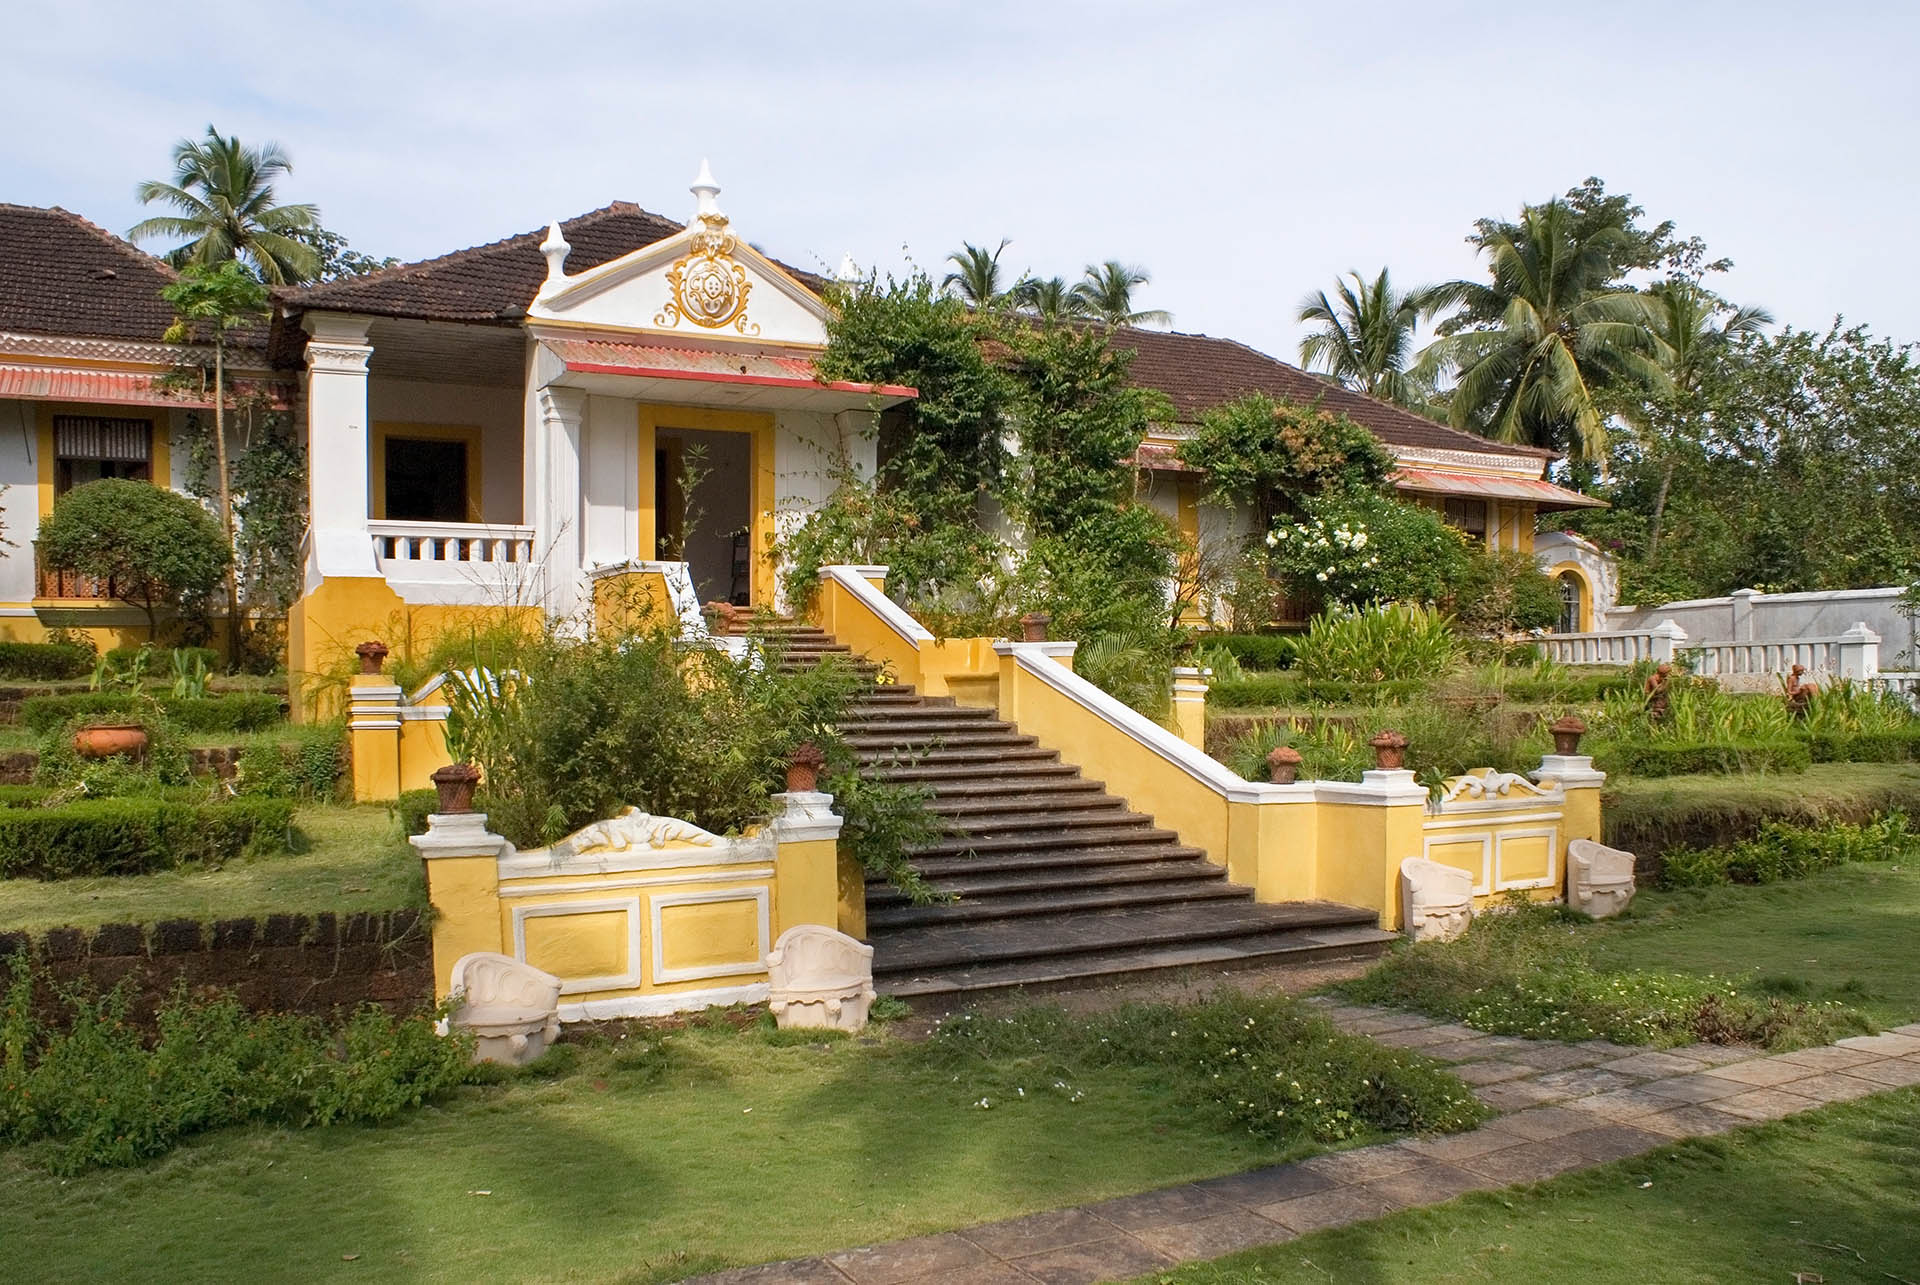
[691,158,721,221]
[835,253,861,282]
[539,220,571,290]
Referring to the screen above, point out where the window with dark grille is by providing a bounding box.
[53,415,153,494]
[1442,496,1488,543]
[384,437,469,522]
[1558,574,1583,634]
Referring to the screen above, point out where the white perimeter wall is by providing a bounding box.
[1605,587,1919,668]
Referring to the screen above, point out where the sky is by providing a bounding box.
[7,1,1917,362]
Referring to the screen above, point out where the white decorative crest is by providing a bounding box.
[1438,769,1552,804]
[534,806,724,865]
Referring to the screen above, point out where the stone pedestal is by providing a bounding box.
[766,924,876,1032]
[1567,839,1637,918]
[1399,857,1473,942]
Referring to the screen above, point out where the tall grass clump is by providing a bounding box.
[1292,603,1461,685]
[1660,811,1914,889]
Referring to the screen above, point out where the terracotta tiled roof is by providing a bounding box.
[0,204,183,343]
[1111,326,1557,462]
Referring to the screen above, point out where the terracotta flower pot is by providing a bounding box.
[1019,612,1051,643]
[1548,715,1587,756]
[73,723,148,760]
[1265,745,1303,785]
[1368,730,1409,771]
[355,640,390,676]
[786,741,827,794]
[431,762,482,814]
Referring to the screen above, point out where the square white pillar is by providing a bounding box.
[302,313,379,579]
[534,385,587,620]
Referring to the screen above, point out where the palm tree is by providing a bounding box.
[1070,261,1171,328]
[130,127,321,285]
[1011,275,1090,324]
[1296,269,1455,409]
[1416,200,1668,462]
[942,239,1014,309]
[1634,281,1772,554]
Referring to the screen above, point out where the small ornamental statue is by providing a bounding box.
[1784,664,1816,720]
[1643,662,1674,722]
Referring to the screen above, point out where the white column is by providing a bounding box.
[1648,619,1687,665]
[534,385,587,620]
[1729,588,1760,642]
[1837,622,1881,681]
[302,313,379,579]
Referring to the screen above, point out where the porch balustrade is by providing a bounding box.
[368,521,537,572]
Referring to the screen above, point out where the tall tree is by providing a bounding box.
[942,239,1014,310]
[1070,261,1171,327]
[130,127,321,285]
[162,261,269,662]
[1296,269,1453,409]
[1012,275,1090,324]
[1417,199,1669,461]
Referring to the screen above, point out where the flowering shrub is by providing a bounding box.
[1265,491,1470,607]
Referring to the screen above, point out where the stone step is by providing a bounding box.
[844,728,1040,752]
[840,709,1002,732]
[900,842,1212,881]
[910,822,1175,859]
[927,791,1123,821]
[914,777,1108,803]
[917,803,1140,838]
[865,877,1248,930]
[864,759,1082,786]
[863,745,1064,771]
[874,923,1399,1002]
[868,855,1228,904]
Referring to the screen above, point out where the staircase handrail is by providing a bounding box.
[818,565,933,650]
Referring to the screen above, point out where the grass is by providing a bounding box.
[1139,1088,1920,1285]
[0,996,1473,1282]
[0,724,306,753]
[1586,859,1920,1030]
[1604,762,1920,856]
[0,804,418,933]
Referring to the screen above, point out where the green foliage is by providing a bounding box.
[395,789,438,838]
[182,400,308,615]
[1188,643,1245,684]
[1296,268,1445,411]
[1177,392,1391,528]
[1201,633,1297,672]
[34,479,231,639]
[130,126,321,284]
[234,723,346,801]
[1343,899,1869,1049]
[1660,812,1914,889]
[1224,701,1550,787]
[823,769,945,904]
[21,691,282,735]
[0,966,472,1173]
[1071,633,1175,722]
[34,703,194,796]
[0,642,94,681]
[1596,740,1812,778]
[923,991,1485,1146]
[1291,602,1462,684]
[99,646,220,683]
[0,796,292,880]
[1449,548,1563,633]
[1266,490,1472,607]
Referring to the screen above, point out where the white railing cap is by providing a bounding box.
[819,565,932,646]
[368,519,536,538]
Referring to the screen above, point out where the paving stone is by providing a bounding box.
[1321,1005,1386,1026]
[1398,1129,1528,1162]
[1633,1105,1748,1138]
[1702,1060,1819,1089]
[1451,1059,1538,1086]
[917,1265,1038,1285]
[1012,1238,1170,1285]
[1833,1058,1920,1088]
[1598,1051,1711,1079]
[1132,1213,1292,1260]
[1082,1185,1235,1232]
[1526,1068,1641,1098]
[1345,1012,1438,1034]
[1679,1043,1764,1066]
[1561,1088,1682,1122]
[1364,1163,1497,1208]
[1371,1027,1475,1051]
[1639,1074,1747,1103]
[1496,1043,1609,1071]
[1475,1079,1571,1111]
[1459,1139,1590,1183]
[1253,1186,1398,1234]
[1790,1073,1887,1105]
[1557,1125,1668,1164]
[1299,1145,1424,1184]
[960,1210,1117,1260]
[1890,1022,1920,1038]
[1192,1165,1336,1209]
[1836,1032,1920,1057]
[1574,1039,1642,1058]
[1710,1088,1823,1122]
[685,1258,852,1285]
[828,1234,991,1285]
[1436,1035,1534,1062]
[1485,1106,1598,1141]
[1772,1045,1882,1072]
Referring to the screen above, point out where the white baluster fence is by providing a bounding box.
[1539,619,1885,691]
[368,520,540,603]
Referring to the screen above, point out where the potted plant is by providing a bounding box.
[72,721,149,760]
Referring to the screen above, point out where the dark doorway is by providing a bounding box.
[385,437,469,522]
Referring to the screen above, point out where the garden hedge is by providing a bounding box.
[1594,738,1813,778]
[1201,634,1298,671]
[1207,675,1428,708]
[105,645,219,673]
[0,641,94,681]
[1807,727,1920,764]
[0,796,293,880]
[21,691,284,735]
[1496,672,1640,703]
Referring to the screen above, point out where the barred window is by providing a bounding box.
[1442,497,1488,543]
[53,415,153,494]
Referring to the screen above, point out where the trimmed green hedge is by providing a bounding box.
[104,645,220,673]
[0,796,293,880]
[20,691,284,735]
[1201,634,1298,671]
[1808,728,1920,764]
[1496,673,1640,703]
[1208,675,1428,708]
[396,788,437,838]
[0,641,94,681]
[1595,738,1813,778]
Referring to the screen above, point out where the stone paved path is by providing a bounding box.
[687,1003,1920,1285]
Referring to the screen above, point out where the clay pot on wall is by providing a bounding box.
[73,723,149,760]
[1019,612,1051,643]
[1368,730,1409,772]
[1548,715,1587,756]
[355,640,390,676]
[1265,745,1303,785]
[786,742,827,794]
[431,762,482,814]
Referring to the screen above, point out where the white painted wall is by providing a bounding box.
[0,399,39,608]
[582,394,641,568]
[367,377,524,524]
[1605,586,1919,668]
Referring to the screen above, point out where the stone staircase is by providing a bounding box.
[728,615,1395,1002]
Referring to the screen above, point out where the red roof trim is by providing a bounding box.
[561,359,915,399]
[0,366,291,410]
[1392,466,1603,510]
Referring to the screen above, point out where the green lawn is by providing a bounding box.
[1143,1088,1920,1285]
[1585,859,1920,1029]
[2,1016,1315,1283]
[0,804,418,933]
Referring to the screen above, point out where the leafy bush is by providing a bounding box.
[1176,393,1393,526]
[1266,491,1472,607]
[396,788,438,837]
[1223,701,1549,786]
[824,769,946,904]
[103,646,220,677]
[921,990,1484,1146]
[1072,632,1174,721]
[0,967,474,1174]
[0,796,292,880]
[1343,900,1870,1050]
[0,641,94,681]
[1807,728,1920,763]
[1659,811,1913,889]
[1449,548,1562,634]
[235,722,347,801]
[21,691,282,735]
[1595,739,1812,778]
[34,478,230,639]
[1292,602,1461,685]
[1188,643,1246,684]
[1201,634,1297,671]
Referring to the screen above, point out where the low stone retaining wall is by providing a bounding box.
[0,745,244,786]
[0,909,434,1021]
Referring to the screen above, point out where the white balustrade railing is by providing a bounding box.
[1688,637,1841,678]
[1874,671,1920,710]
[1538,620,1688,667]
[1539,617,1885,688]
[369,520,536,571]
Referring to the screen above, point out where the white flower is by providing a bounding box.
[1352,532,1368,549]
[1265,532,1278,547]
[1315,571,1329,583]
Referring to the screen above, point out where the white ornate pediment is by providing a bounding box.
[1437,769,1556,804]
[526,163,830,347]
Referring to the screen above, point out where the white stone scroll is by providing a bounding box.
[1567,839,1637,919]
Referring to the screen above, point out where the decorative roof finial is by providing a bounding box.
[691,159,722,222]
[539,220,571,291]
[835,252,861,283]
